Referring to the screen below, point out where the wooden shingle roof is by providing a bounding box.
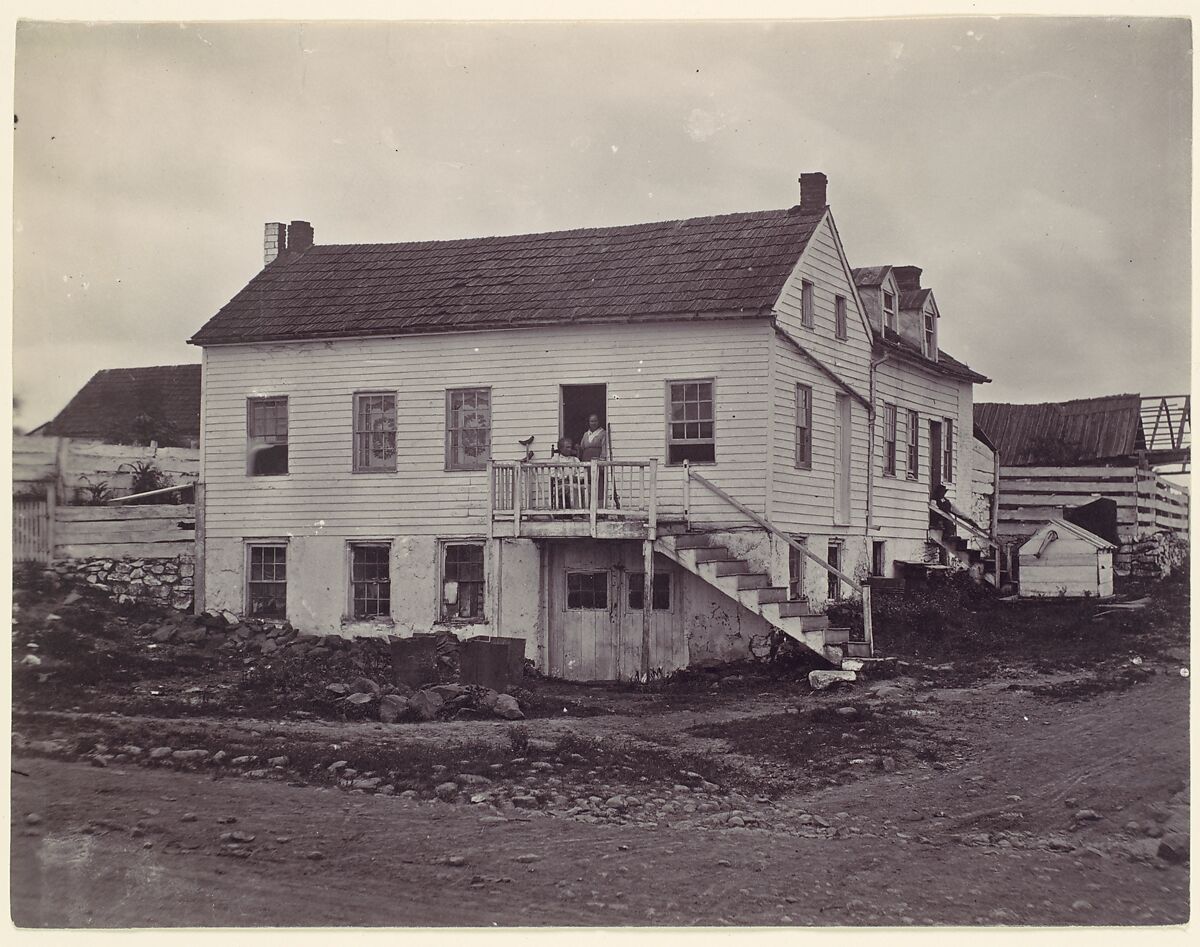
[190,207,826,345]
[38,364,201,442]
[974,394,1145,466]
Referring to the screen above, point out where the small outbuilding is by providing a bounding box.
[1018,518,1116,599]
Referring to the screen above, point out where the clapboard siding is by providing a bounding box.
[202,321,772,538]
[871,357,965,539]
[767,213,872,535]
[769,335,869,532]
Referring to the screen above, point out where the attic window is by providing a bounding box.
[835,295,848,340]
[883,292,897,333]
[924,311,937,359]
[801,281,815,328]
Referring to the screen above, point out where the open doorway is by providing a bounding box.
[561,384,607,450]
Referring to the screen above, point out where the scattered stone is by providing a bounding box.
[180,813,198,823]
[880,757,897,773]
[494,694,524,720]
[328,761,349,773]
[435,782,459,801]
[305,851,324,861]
[1157,834,1189,864]
[172,749,209,762]
[267,756,289,767]
[514,854,541,863]
[458,774,492,786]
[326,683,350,696]
[511,795,539,809]
[809,670,857,691]
[1072,900,1094,912]
[446,855,469,867]
[379,694,409,723]
[149,747,174,760]
[871,685,906,699]
[410,689,446,721]
[24,813,42,826]
[835,706,858,718]
[230,831,256,843]
[217,816,237,824]
[717,859,732,867]
[1074,809,1103,823]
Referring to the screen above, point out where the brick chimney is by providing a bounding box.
[264,222,287,265]
[893,266,922,291]
[798,172,828,212]
[288,220,314,252]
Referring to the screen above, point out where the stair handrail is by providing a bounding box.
[927,501,995,548]
[687,469,860,594]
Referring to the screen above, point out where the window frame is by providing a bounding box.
[906,409,920,480]
[437,539,487,624]
[924,310,937,358]
[246,396,289,477]
[444,387,492,472]
[794,383,813,470]
[883,403,898,477]
[871,540,887,578]
[348,541,392,620]
[245,541,288,619]
[826,540,843,603]
[835,294,848,340]
[352,391,398,473]
[665,377,716,466]
[882,291,897,333]
[565,570,610,611]
[627,571,671,611]
[800,280,815,328]
[943,417,955,483]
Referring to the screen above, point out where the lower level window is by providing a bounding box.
[628,572,671,610]
[351,544,391,619]
[871,540,886,577]
[440,541,485,621]
[247,544,287,618]
[566,571,608,610]
[827,541,842,602]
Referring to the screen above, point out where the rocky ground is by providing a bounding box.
[9,568,1192,927]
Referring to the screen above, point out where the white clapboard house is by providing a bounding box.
[188,173,989,680]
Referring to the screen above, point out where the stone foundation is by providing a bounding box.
[52,556,195,611]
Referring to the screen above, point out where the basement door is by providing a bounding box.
[546,542,684,681]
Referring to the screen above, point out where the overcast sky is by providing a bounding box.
[12,16,1192,430]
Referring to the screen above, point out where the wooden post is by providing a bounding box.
[486,460,495,540]
[494,538,504,636]
[861,583,874,656]
[193,482,206,614]
[682,460,691,528]
[45,482,57,563]
[514,464,523,534]
[589,460,599,538]
[647,458,658,535]
[642,538,654,677]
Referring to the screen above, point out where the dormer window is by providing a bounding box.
[923,310,936,359]
[882,291,897,333]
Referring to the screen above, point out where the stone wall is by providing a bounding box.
[1116,531,1189,580]
[52,556,195,611]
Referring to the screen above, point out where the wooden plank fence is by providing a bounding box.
[997,465,1189,541]
[11,500,194,563]
[13,492,52,563]
[14,436,198,502]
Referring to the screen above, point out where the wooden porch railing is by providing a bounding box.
[685,464,873,654]
[489,459,658,535]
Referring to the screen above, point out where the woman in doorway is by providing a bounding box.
[578,414,611,508]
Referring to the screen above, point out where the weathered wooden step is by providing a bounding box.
[691,547,734,564]
[756,587,789,604]
[823,625,850,645]
[734,574,770,590]
[673,534,713,549]
[712,560,755,577]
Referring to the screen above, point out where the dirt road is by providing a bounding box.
[11,670,1189,927]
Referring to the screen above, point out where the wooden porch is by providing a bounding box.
[488,459,683,539]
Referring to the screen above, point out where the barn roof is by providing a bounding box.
[190,206,827,346]
[36,364,201,442]
[974,394,1145,466]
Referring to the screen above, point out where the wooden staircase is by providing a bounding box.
[656,532,855,665]
[927,502,1000,587]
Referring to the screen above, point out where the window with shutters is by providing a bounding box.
[943,418,954,483]
[883,403,898,476]
[906,409,920,479]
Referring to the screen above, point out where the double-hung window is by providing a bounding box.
[795,384,813,469]
[247,397,288,476]
[247,544,287,618]
[943,418,954,483]
[924,311,937,358]
[445,388,491,471]
[906,409,920,479]
[801,280,815,328]
[353,393,397,472]
[883,403,898,476]
[883,292,897,333]
[439,541,485,621]
[350,544,391,619]
[667,379,715,464]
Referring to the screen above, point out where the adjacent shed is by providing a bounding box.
[1017,518,1115,599]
